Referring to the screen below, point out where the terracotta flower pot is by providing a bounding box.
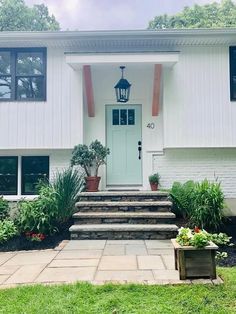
[85,176,101,192]
[150,182,159,191]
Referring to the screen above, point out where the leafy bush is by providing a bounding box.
[190,180,224,232]
[0,196,9,221]
[0,220,18,243]
[170,179,225,232]
[52,167,85,223]
[170,181,196,218]
[17,184,58,235]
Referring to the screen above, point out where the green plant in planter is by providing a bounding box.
[149,173,160,184]
[149,173,160,191]
[176,227,210,248]
[71,140,110,191]
[71,140,110,177]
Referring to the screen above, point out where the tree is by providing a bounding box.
[148,0,236,29]
[0,0,60,31]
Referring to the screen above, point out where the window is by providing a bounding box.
[230,47,236,101]
[0,48,46,101]
[21,156,49,195]
[112,109,135,125]
[0,157,18,195]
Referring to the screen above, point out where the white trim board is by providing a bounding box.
[66,52,179,69]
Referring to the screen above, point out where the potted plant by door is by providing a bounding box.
[71,140,110,192]
[149,173,160,191]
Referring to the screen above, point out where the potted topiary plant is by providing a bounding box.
[71,140,110,192]
[149,173,160,191]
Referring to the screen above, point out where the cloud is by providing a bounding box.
[24,0,222,30]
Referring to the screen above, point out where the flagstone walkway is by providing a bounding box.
[0,240,222,288]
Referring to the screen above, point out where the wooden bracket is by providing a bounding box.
[152,64,162,116]
[83,65,95,117]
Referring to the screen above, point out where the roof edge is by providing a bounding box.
[0,28,235,40]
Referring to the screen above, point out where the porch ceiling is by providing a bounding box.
[65,52,179,70]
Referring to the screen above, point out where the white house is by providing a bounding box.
[1,29,236,214]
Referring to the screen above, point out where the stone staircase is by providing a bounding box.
[69,191,178,240]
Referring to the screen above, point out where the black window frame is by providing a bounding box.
[230,46,236,101]
[0,156,18,195]
[21,156,49,195]
[0,47,47,102]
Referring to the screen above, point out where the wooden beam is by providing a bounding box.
[152,64,162,116]
[83,65,95,117]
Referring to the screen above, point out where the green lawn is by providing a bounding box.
[0,268,236,314]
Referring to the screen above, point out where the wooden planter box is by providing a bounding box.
[171,239,218,280]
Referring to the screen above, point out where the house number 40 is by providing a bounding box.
[147,123,155,129]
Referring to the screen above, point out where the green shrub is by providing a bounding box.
[170,181,196,218]
[17,168,85,236]
[0,196,9,221]
[190,179,224,232]
[17,184,58,235]
[52,167,85,223]
[0,219,18,243]
[170,179,225,232]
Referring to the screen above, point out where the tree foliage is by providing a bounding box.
[148,0,236,29]
[0,0,60,31]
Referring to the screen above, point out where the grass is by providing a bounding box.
[0,268,236,314]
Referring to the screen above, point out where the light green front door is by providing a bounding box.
[106,105,142,185]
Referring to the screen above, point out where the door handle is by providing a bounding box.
[138,141,142,160]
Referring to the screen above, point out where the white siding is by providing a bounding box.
[0,48,83,149]
[164,46,236,148]
[153,148,236,198]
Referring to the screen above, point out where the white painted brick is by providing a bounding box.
[153,148,236,197]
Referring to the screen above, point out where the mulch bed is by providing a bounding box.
[0,221,71,252]
[217,217,236,267]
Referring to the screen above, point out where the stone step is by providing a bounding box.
[75,201,172,212]
[79,191,169,202]
[69,223,178,240]
[73,212,176,224]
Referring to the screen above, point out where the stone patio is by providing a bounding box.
[0,240,223,288]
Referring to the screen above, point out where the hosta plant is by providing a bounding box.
[209,232,233,247]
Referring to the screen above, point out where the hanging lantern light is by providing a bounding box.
[114,66,131,103]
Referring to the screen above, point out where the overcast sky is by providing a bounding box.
[25,0,221,30]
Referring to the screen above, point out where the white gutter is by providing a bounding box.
[0,28,235,41]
